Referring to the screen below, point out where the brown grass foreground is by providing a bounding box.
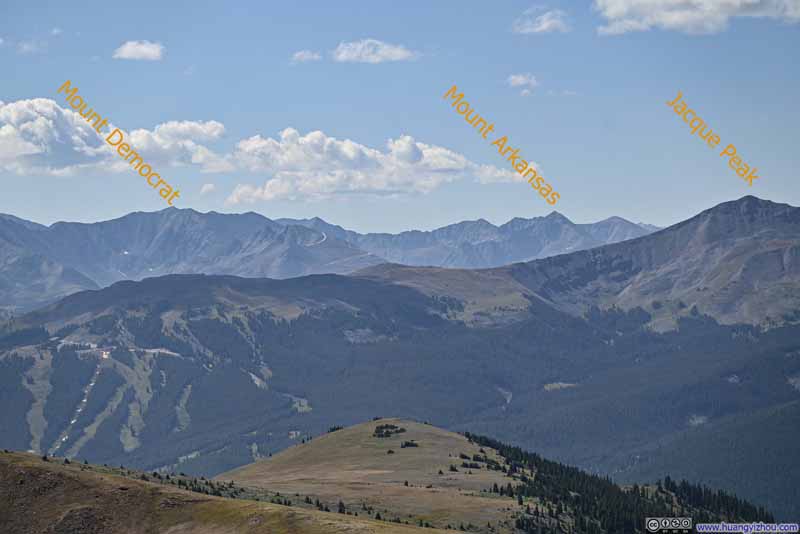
[0,450,448,534]
[223,418,528,532]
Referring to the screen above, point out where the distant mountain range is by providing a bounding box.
[0,195,798,519]
[278,213,657,269]
[0,210,380,312]
[0,208,658,312]
[360,195,800,330]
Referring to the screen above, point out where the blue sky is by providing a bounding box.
[1,0,798,232]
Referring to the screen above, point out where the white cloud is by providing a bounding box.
[0,124,42,164]
[125,120,232,172]
[508,73,540,96]
[291,50,322,63]
[475,163,538,184]
[153,120,225,142]
[200,183,216,195]
[51,28,62,36]
[226,128,516,204]
[0,98,229,175]
[513,8,571,33]
[331,39,416,63]
[0,98,515,201]
[17,40,45,54]
[0,98,111,175]
[113,40,164,61]
[594,0,800,35]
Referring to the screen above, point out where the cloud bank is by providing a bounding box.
[227,129,516,203]
[0,98,518,203]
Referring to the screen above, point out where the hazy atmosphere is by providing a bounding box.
[1,2,798,534]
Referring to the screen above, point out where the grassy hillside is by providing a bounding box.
[224,418,522,531]
[223,418,774,534]
[0,419,776,534]
[0,449,447,534]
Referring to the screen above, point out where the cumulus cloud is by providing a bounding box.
[513,7,571,33]
[200,183,216,195]
[0,98,516,202]
[474,163,538,184]
[331,39,417,63]
[0,98,229,175]
[508,73,540,96]
[291,50,322,63]
[226,129,518,204]
[0,98,110,174]
[153,120,225,142]
[594,0,800,35]
[113,40,164,60]
[0,124,42,165]
[125,120,232,173]
[51,28,62,36]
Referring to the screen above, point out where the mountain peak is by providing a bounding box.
[712,195,785,213]
[441,217,496,229]
[544,211,573,223]
[685,195,798,233]
[595,215,632,224]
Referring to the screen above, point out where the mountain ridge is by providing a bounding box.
[0,206,660,312]
[355,196,800,329]
[278,210,659,269]
[0,208,384,311]
[0,196,798,519]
